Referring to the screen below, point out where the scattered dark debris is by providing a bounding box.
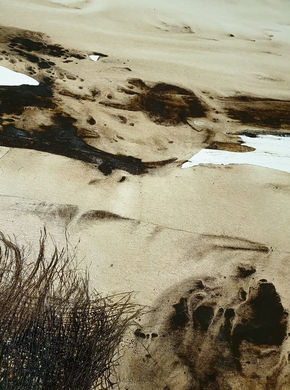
[100,78,207,126]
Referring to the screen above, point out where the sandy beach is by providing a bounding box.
[0,0,290,388]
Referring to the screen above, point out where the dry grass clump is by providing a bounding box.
[0,231,140,390]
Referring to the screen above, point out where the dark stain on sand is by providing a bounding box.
[0,112,155,175]
[0,28,176,175]
[0,79,55,115]
[8,35,87,68]
[79,210,130,223]
[224,95,290,129]
[100,78,208,126]
[163,275,288,388]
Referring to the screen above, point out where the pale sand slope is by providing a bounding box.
[0,0,290,388]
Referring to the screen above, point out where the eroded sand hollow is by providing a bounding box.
[122,269,290,390]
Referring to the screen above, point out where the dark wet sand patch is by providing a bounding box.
[100,78,208,126]
[0,80,54,115]
[0,113,148,175]
[0,87,175,175]
[79,210,130,223]
[223,96,290,129]
[9,35,86,60]
[236,264,256,278]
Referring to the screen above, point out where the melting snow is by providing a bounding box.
[182,135,290,174]
[89,55,100,62]
[0,65,39,86]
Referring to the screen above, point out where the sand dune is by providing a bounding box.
[0,0,290,388]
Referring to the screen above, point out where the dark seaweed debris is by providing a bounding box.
[101,78,207,125]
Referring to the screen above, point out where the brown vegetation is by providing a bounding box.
[0,231,140,389]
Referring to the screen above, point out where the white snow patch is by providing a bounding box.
[182,135,290,174]
[0,65,39,86]
[89,55,100,62]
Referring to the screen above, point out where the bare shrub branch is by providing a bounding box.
[0,230,140,389]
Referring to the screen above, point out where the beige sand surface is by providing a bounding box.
[0,0,290,388]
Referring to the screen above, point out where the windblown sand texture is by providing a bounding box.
[0,0,290,388]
